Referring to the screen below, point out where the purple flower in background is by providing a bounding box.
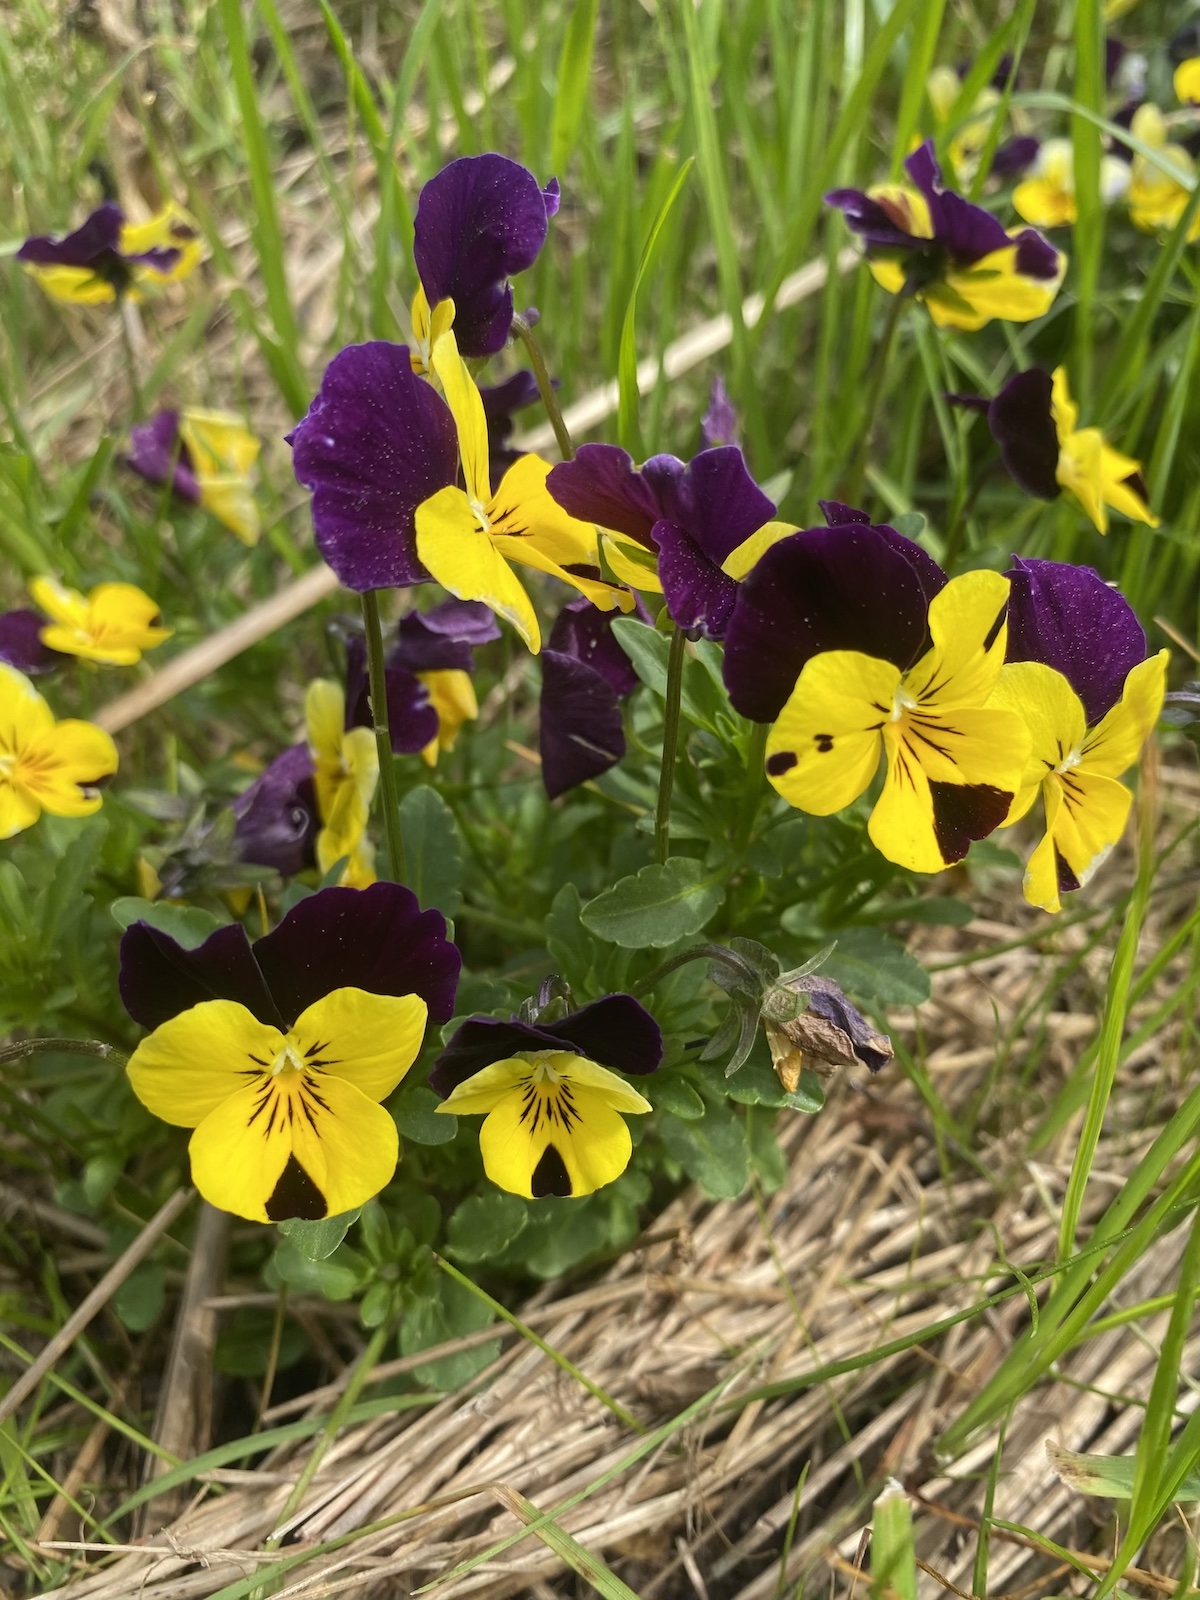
[722,502,947,725]
[17,201,203,305]
[547,443,776,639]
[991,136,1041,178]
[288,342,459,592]
[481,369,544,480]
[539,597,645,799]
[1004,557,1148,725]
[344,599,500,759]
[701,376,740,449]
[232,743,319,878]
[120,881,461,1035]
[413,155,560,359]
[0,610,62,676]
[429,991,662,1099]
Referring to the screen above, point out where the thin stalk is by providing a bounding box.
[654,626,687,864]
[253,1286,288,1434]
[511,313,574,460]
[118,299,144,421]
[842,291,905,505]
[735,721,769,851]
[360,589,406,884]
[0,1038,127,1067]
[631,942,762,997]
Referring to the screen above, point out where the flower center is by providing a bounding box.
[890,685,919,722]
[270,1038,308,1078]
[469,496,492,537]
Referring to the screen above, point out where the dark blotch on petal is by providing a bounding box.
[723,525,946,724]
[265,1154,327,1221]
[928,781,1012,865]
[288,342,458,592]
[766,751,797,776]
[1013,229,1062,281]
[531,1144,572,1198]
[1055,847,1081,895]
[1005,556,1147,724]
[988,369,1060,500]
[119,922,283,1032]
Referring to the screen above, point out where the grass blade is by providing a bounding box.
[617,156,694,458]
[550,0,599,175]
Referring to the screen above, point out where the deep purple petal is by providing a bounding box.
[393,599,500,673]
[126,410,201,503]
[252,882,461,1027]
[480,370,541,420]
[988,368,1061,501]
[413,155,556,358]
[824,188,919,250]
[428,993,662,1097]
[343,635,440,754]
[654,520,739,637]
[656,448,776,569]
[1005,557,1147,724]
[1012,228,1062,281]
[991,135,1041,178]
[288,342,458,592]
[232,744,319,878]
[701,376,740,449]
[547,596,642,697]
[0,610,61,675]
[17,202,123,268]
[723,525,947,724]
[542,177,561,218]
[818,500,872,527]
[547,443,680,547]
[119,922,282,1032]
[903,139,1013,264]
[539,650,626,799]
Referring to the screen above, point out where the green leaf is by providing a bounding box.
[277,1209,361,1261]
[660,1104,749,1199]
[110,897,226,950]
[400,1267,498,1389]
[746,1112,786,1194]
[865,897,974,927]
[610,616,669,696]
[581,857,722,948]
[889,512,927,542]
[113,1261,165,1333]
[647,1073,706,1120]
[271,1241,360,1300]
[445,1192,529,1264]
[1047,1444,1200,1502]
[822,927,930,1007]
[871,1481,918,1600]
[723,1047,825,1114]
[399,785,463,917]
[549,0,599,173]
[391,1083,457,1145]
[609,618,727,733]
[359,1281,396,1329]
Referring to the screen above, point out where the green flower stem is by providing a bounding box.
[631,942,761,998]
[511,313,574,461]
[118,298,144,422]
[842,291,905,506]
[654,626,687,865]
[735,721,770,851]
[360,589,406,884]
[0,1038,127,1068]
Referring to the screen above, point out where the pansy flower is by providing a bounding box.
[305,679,377,888]
[826,139,1066,330]
[986,366,1158,533]
[28,577,171,666]
[1012,138,1130,227]
[926,63,1003,181]
[1127,105,1200,239]
[233,744,319,878]
[17,201,203,305]
[414,331,630,652]
[546,442,781,638]
[990,558,1168,911]
[0,610,62,676]
[1176,58,1200,104]
[344,598,500,765]
[539,596,644,798]
[430,993,661,1199]
[410,154,560,366]
[0,665,118,838]
[289,341,460,592]
[128,409,262,545]
[120,884,460,1222]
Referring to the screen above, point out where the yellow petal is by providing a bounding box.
[863,182,935,239]
[904,569,1010,708]
[178,409,261,479]
[29,577,88,631]
[126,1000,284,1128]
[602,535,664,593]
[938,240,1066,328]
[0,783,41,837]
[989,660,1088,795]
[410,288,456,375]
[1025,767,1133,912]
[419,669,477,754]
[31,578,170,665]
[289,987,427,1102]
[765,650,896,815]
[305,679,347,769]
[1080,650,1168,777]
[19,716,119,817]
[198,479,261,544]
[1024,778,1066,913]
[430,329,491,505]
[121,202,205,287]
[1175,57,1200,105]
[1013,176,1077,228]
[24,263,118,305]
[722,520,801,581]
[416,484,541,651]
[437,1055,529,1115]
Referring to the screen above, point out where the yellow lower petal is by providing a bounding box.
[290,988,427,1102]
[477,1081,635,1199]
[19,717,119,817]
[0,782,42,838]
[766,650,897,816]
[24,264,117,305]
[1080,651,1168,777]
[126,1000,285,1128]
[602,535,664,593]
[416,485,541,651]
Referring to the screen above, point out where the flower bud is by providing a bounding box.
[762,973,892,1092]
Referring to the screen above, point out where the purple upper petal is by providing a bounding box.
[343,634,440,755]
[126,410,201,503]
[991,135,1041,178]
[120,922,282,1032]
[480,370,541,420]
[655,520,739,636]
[818,500,873,527]
[253,883,460,1026]
[987,368,1061,501]
[232,743,319,878]
[17,202,124,270]
[539,650,626,799]
[547,596,641,697]
[428,992,662,1097]
[393,599,500,673]
[288,342,459,592]
[701,376,740,449]
[824,187,921,250]
[413,155,559,358]
[1005,556,1147,724]
[655,448,776,570]
[0,609,61,675]
[723,522,947,724]
[905,142,1014,265]
[547,443,684,548]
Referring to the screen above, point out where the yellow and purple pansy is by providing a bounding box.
[17,201,203,305]
[119,884,461,1222]
[305,678,378,889]
[0,664,119,838]
[410,153,560,366]
[28,577,172,666]
[826,139,1066,330]
[233,743,319,880]
[1127,104,1200,239]
[429,992,661,1199]
[546,441,780,637]
[539,595,645,798]
[128,409,262,545]
[1012,137,1130,227]
[986,366,1158,534]
[991,558,1168,912]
